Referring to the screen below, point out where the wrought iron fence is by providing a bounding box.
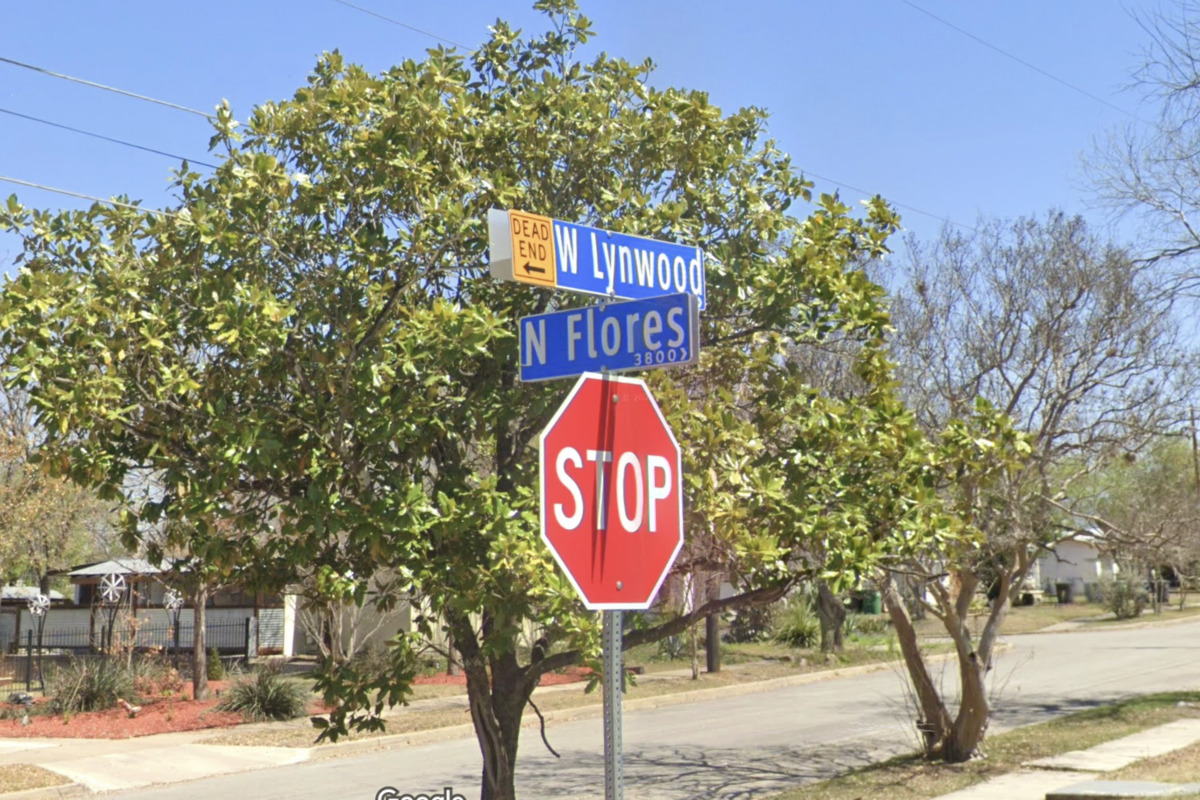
[0,619,257,692]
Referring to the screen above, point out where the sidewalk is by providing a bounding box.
[932,718,1200,800]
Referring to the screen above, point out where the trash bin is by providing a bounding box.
[862,590,882,614]
[1055,582,1074,604]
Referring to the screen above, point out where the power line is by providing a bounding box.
[0,16,965,236]
[898,0,1149,124]
[0,55,213,119]
[804,170,977,233]
[0,107,216,169]
[0,175,180,218]
[329,0,467,48]
[328,2,971,233]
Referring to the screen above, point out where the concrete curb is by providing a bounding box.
[0,783,86,800]
[305,651,967,761]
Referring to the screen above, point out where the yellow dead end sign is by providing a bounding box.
[508,210,557,288]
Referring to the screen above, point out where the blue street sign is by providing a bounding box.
[519,294,700,382]
[488,208,707,309]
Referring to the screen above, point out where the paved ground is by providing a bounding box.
[4,616,1200,799]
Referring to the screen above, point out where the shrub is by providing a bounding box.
[217,663,311,721]
[656,634,688,660]
[724,604,775,644]
[1101,579,1147,620]
[133,656,184,697]
[49,657,138,713]
[773,596,820,648]
[846,613,892,638]
[348,643,396,681]
[207,647,226,681]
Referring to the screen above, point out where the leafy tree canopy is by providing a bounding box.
[0,3,969,795]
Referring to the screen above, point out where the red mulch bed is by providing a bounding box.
[0,681,247,739]
[413,665,593,687]
[0,667,595,739]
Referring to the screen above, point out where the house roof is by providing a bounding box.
[66,558,164,578]
[0,586,66,601]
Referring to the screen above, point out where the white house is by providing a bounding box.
[1035,534,1120,600]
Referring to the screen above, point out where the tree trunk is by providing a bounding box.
[882,574,951,756]
[938,569,1009,762]
[705,572,721,672]
[451,613,529,800]
[705,613,721,673]
[192,584,209,701]
[907,575,927,620]
[816,582,846,654]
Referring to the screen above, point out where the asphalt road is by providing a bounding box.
[111,618,1200,800]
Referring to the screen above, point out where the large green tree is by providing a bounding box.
[0,4,952,796]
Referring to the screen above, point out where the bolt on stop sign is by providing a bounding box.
[540,372,683,610]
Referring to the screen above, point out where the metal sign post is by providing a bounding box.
[603,610,624,800]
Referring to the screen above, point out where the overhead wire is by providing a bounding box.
[898,0,1150,125]
[804,170,976,233]
[329,2,976,231]
[0,9,977,233]
[0,107,217,169]
[329,0,467,48]
[0,175,181,218]
[0,55,213,119]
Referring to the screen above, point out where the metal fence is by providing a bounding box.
[1,620,252,655]
[0,619,257,691]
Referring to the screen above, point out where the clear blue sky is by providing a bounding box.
[0,1,1162,265]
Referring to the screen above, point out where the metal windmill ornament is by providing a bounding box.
[163,588,184,611]
[99,573,126,605]
[26,593,49,617]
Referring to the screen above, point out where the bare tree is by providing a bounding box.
[1091,1,1200,268]
[881,211,1194,761]
[296,569,400,666]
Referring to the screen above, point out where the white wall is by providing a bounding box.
[1038,539,1119,592]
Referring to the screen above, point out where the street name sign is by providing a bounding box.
[488,208,707,309]
[539,372,683,610]
[519,293,700,383]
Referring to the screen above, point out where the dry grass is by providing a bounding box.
[407,683,472,702]
[1115,739,1200,782]
[911,602,1102,639]
[771,692,1200,800]
[0,764,72,793]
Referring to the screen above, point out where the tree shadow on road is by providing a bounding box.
[517,738,913,800]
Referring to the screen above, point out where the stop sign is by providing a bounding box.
[540,372,684,610]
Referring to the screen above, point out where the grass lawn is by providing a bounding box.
[1115,738,1200,783]
[769,692,1200,800]
[911,596,1200,639]
[911,602,1100,638]
[0,764,72,793]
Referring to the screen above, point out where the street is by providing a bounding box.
[111,619,1200,800]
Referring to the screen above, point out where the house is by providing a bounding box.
[1034,533,1120,601]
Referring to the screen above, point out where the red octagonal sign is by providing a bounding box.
[540,372,684,610]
